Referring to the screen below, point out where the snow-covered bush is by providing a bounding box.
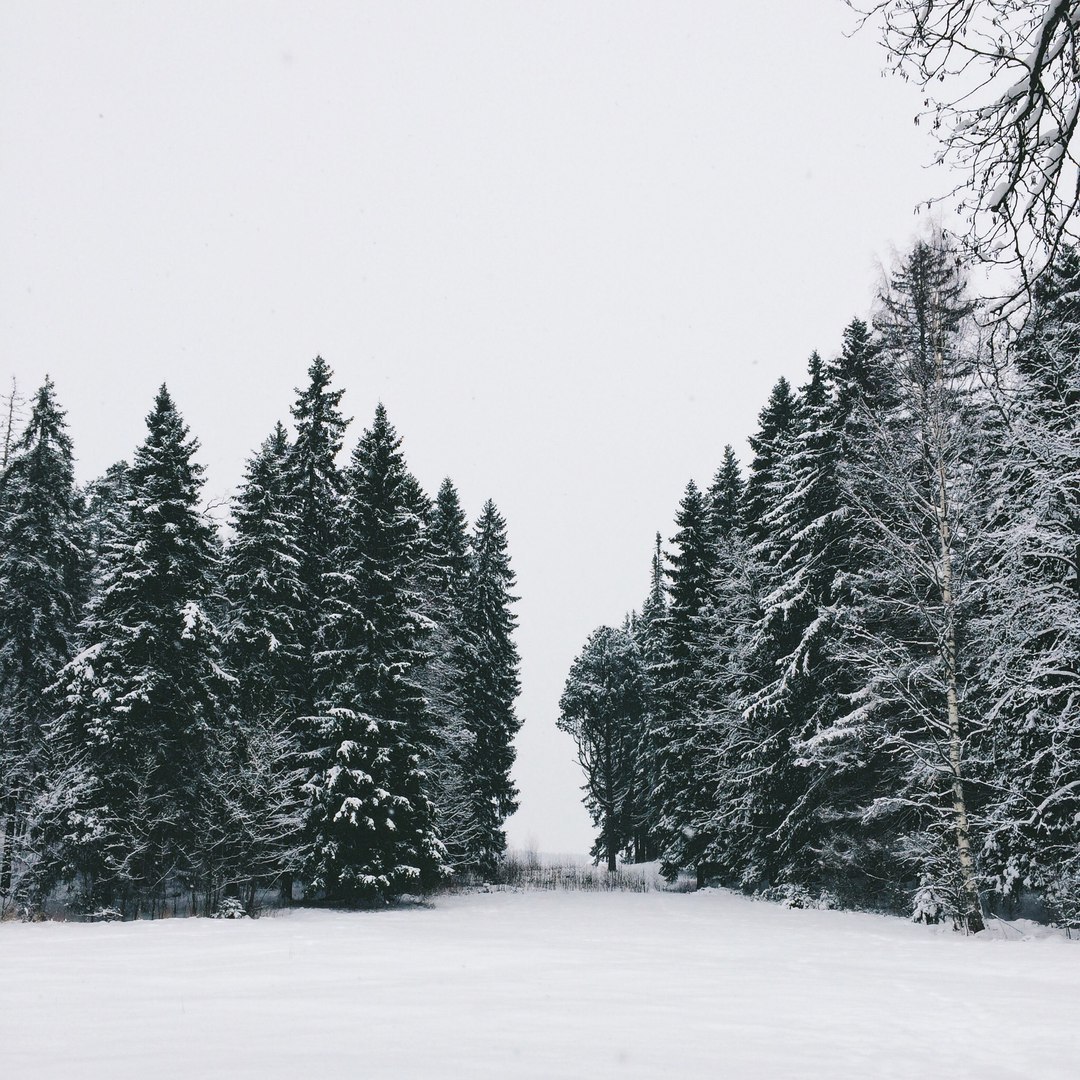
[212,897,249,919]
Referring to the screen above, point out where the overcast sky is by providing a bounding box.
[1,1,939,854]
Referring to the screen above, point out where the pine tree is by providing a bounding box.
[651,480,717,882]
[221,422,307,894]
[303,404,445,902]
[626,533,666,862]
[48,386,233,915]
[286,356,348,718]
[707,444,744,542]
[742,378,798,549]
[0,378,85,905]
[416,478,478,872]
[739,352,846,893]
[458,499,522,878]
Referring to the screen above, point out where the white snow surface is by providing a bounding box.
[2,888,1077,1079]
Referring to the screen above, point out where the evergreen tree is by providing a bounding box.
[651,480,716,882]
[286,356,348,718]
[458,500,522,878]
[303,404,445,901]
[707,444,744,542]
[0,379,85,904]
[739,352,845,892]
[416,478,478,872]
[626,533,666,861]
[742,378,798,549]
[48,386,232,915]
[221,422,307,894]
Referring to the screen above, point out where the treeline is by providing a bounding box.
[0,357,520,917]
[559,240,1080,932]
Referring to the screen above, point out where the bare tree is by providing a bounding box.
[1,376,26,470]
[853,1,1080,315]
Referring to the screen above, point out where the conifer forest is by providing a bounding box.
[558,240,1080,933]
[0,358,522,916]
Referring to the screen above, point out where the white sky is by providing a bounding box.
[1,1,939,855]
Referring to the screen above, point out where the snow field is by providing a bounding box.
[2,887,1077,1080]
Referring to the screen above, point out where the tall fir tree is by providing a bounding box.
[707,444,744,542]
[287,356,348,718]
[416,477,479,872]
[48,386,233,915]
[221,422,308,894]
[303,404,445,901]
[624,534,667,861]
[742,377,798,549]
[0,379,86,904]
[651,480,717,882]
[458,499,522,878]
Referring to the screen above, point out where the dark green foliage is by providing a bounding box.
[286,356,349,717]
[0,379,86,903]
[48,386,233,914]
[303,404,445,902]
[221,422,307,893]
[457,499,522,879]
[651,480,717,880]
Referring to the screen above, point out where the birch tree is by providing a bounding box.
[841,239,987,931]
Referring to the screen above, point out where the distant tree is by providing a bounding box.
[854,0,1080,312]
[0,379,85,905]
[558,625,649,872]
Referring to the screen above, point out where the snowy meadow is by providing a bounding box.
[3,885,1077,1080]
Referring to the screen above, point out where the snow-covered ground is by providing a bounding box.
[2,887,1077,1079]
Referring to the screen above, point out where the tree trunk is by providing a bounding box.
[933,338,984,934]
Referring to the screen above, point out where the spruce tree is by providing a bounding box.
[303,404,444,901]
[651,480,716,882]
[221,422,307,894]
[625,534,666,861]
[458,499,522,878]
[742,377,798,549]
[0,378,85,904]
[48,386,232,915]
[286,356,348,718]
[707,444,744,542]
[740,352,844,892]
[417,478,477,871]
